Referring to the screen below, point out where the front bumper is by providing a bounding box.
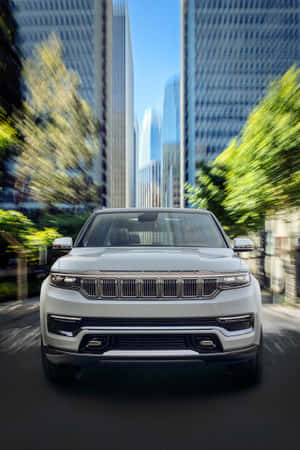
[40,276,262,366]
[44,345,259,368]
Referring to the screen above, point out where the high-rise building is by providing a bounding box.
[111,0,134,208]
[181,0,300,206]
[139,108,161,169]
[14,0,112,207]
[162,75,180,208]
[137,161,161,208]
[132,119,139,207]
[137,108,161,208]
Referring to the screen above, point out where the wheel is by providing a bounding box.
[231,330,263,386]
[41,340,78,385]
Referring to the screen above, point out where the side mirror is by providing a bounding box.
[233,238,254,252]
[52,237,73,250]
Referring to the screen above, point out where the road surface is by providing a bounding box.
[0,299,299,450]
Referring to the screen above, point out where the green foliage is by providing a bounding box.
[0,278,42,302]
[0,111,18,183]
[185,160,256,237]
[186,66,300,237]
[0,209,34,241]
[15,35,101,207]
[0,281,17,301]
[219,66,300,216]
[0,209,61,261]
[39,211,89,240]
[0,0,21,188]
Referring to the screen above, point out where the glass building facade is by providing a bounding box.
[111,0,134,208]
[137,108,161,207]
[137,161,161,208]
[14,0,113,207]
[181,0,300,205]
[139,108,161,169]
[162,75,181,208]
[132,119,139,207]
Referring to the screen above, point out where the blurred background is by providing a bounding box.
[0,0,299,304]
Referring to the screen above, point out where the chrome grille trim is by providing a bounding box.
[53,271,246,300]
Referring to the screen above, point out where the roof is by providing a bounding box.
[94,208,209,214]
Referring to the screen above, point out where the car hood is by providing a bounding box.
[52,247,248,273]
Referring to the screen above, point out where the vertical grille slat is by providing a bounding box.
[81,279,97,297]
[102,279,116,297]
[163,279,177,297]
[183,279,197,297]
[143,279,157,297]
[121,279,137,297]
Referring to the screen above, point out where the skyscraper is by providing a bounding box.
[137,108,161,208]
[111,0,134,208]
[181,0,300,206]
[14,0,113,207]
[132,119,139,207]
[139,108,161,169]
[162,75,181,208]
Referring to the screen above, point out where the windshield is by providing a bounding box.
[76,212,227,248]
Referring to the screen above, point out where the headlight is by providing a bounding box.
[50,273,81,290]
[218,272,251,290]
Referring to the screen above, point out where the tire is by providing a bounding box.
[232,330,263,386]
[41,340,78,385]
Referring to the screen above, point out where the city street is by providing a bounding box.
[0,298,300,450]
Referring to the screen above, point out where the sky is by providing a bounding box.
[128,0,180,129]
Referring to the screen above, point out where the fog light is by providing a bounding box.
[198,339,216,349]
[87,339,103,348]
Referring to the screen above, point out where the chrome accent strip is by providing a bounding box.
[218,314,252,321]
[104,350,198,357]
[79,326,254,337]
[177,278,183,297]
[49,315,82,321]
[197,278,203,297]
[51,271,249,278]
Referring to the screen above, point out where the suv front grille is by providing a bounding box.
[80,272,219,300]
[79,333,224,353]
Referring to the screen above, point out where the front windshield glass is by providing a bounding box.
[76,212,227,248]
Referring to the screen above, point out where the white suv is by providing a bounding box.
[40,208,263,385]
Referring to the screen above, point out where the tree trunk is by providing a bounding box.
[17,255,28,301]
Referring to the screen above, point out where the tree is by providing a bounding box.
[185,160,258,237]
[16,35,101,208]
[187,66,300,238]
[0,0,22,116]
[218,66,300,219]
[0,0,22,191]
[0,110,18,186]
[0,209,60,299]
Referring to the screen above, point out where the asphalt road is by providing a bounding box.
[0,300,300,450]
